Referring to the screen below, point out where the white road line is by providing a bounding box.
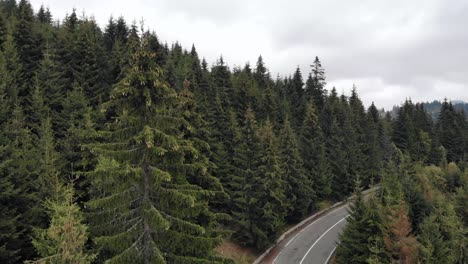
[273,205,349,264]
[324,246,337,264]
[273,217,324,264]
[299,215,349,264]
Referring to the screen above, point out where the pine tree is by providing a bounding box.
[36,5,52,24]
[14,0,42,90]
[288,67,305,129]
[27,184,95,264]
[300,101,331,199]
[177,80,222,191]
[253,119,288,249]
[59,83,98,201]
[33,50,67,136]
[0,105,42,262]
[72,18,110,106]
[335,183,382,264]
[279,117,315,220]
[437,100,465,162]
[418,214,453,264]
[27,116,95,264]
[0,13,7,48]
[2,34,23,102]
[364,102,384,185]
[230,107,261,246]
[321,92,348,199]
[87,36,224,263]
[305,56,326,111]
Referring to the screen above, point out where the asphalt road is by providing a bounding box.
[272,203,350,264]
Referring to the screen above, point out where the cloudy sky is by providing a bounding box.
[30,0,467,110]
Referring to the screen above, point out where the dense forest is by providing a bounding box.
[420,100,468,121]
[0,1,466,263]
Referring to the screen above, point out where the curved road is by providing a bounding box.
[271,203,350,264]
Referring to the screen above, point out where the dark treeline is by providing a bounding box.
[0,1,466,263]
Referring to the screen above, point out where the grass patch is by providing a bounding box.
[215,239,258,264]
[317,200,334,210]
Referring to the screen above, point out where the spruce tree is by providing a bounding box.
[0,13,7,48]
[14,0,42,90]
[321,92,348,199]
[437,100,465,162]
[279,117,315,220]
[335,184,382,264]
[2,34,22,101]
[300,101,331,199]
[364,103,383,185]
[288,67,305,129]
[230,107,261,246]
[87,35,223,263]
[27,116,95,264]
[1,105,42,262]
[305,56,326,111]
[254,119,287,249]
[28,184,95,264]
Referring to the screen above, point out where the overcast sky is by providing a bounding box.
[30,0,467,110]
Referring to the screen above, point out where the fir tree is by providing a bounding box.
[2,34,22,102]
[1,105,42,262]
[253,119,287,249]
[28,184,95,264]
[305,56,326,111]
[279,117,315,220]
[288,67,305,129]
[230,107,261,246]
[27,116,95,264]
[335,183,382,264]
[87,36,223,263]
[14,0,42,90]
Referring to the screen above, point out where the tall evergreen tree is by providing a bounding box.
[27,116,95,264]
[87,36,224,263]
[300,101,332,199]
[230,107,261,246]
[14,0,42,91]
[335,184,382,264]
[305,56,326,111]
[2,34,22,102]
[288,67,305,129]
[28,184,95,264]
[279,117,315,220]
[0,105,42,262]
[253,120,288,249]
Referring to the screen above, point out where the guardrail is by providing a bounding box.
[253,185,380,264]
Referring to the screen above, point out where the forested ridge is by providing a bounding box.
[0,1,466,263]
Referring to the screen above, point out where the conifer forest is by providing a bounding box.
[0,1,466,263]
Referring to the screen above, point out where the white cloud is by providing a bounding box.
[30,0,468,110]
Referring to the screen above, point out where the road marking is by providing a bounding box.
[299,215,349,264]
[273,205,348,264]
[324,246,337,264]
[273,217,324,264]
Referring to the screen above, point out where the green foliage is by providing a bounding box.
[300,101,331,200]
[280,117,315,220]
[253,120,288,249]
[28,184,95,264]
[0,2,466,260]
[87,36,223,263]
[335,183,382,264]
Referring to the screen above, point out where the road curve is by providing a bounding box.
[268,203,350,264]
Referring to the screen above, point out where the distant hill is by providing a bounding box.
[388,100,468,121]
[424,100,468,120]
